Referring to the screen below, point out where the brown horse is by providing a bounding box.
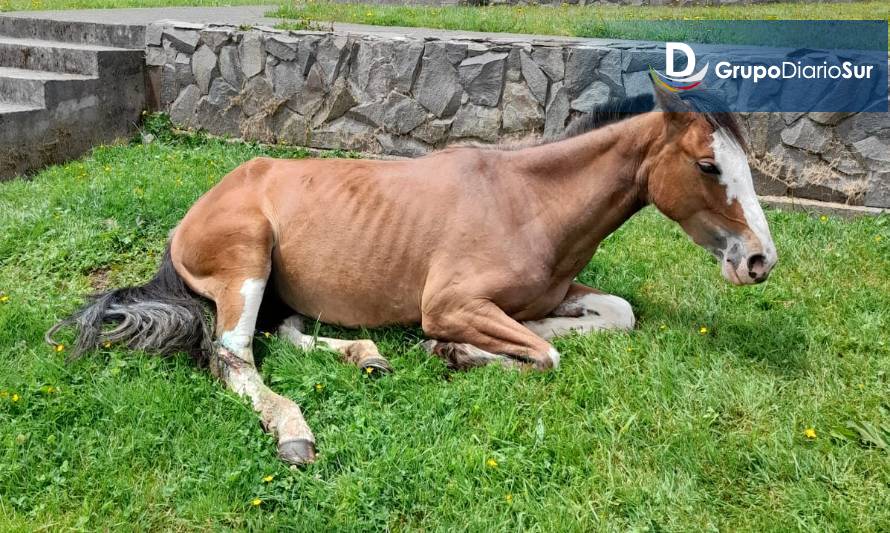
[49,84,777,465]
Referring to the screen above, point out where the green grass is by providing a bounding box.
[1,118,889,530]
[0,0,267,12]
[273,1,890,48]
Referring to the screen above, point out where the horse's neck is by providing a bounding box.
[510,113,659,271]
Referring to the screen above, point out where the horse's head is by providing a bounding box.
[645,86,777,285]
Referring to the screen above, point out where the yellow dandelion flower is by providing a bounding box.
[486,458,498,468]
[263,475,274,483]
[11,394,19,402]
[315,383,324,392]
[804,428,816,439]
[55,344,65,353]
[819,215,828,222]
[365,366,374,374]
[103,341,111,348]
[263,331,271,338]
[699,326,709,335]
[659,324,667,330]
[0,294,9,303]
[626,347,633,352]
[505,493,513,503]
[251,498,262,506]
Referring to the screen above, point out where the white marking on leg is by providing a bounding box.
[580,293,635,330]
[711,129,777,264]
[279,316,359,352]
[548,347,561,369]
[278,316,315,350]
[278,315,388,370]
[214,288,315,461]
[524,293,635,339]
[220,278,266,355]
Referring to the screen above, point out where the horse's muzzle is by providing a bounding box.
[722,251,776,285]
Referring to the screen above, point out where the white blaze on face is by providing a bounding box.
[711,129,777,264]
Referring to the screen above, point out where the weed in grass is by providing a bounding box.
[0,117,888,530]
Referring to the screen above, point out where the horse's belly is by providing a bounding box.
[271,248,423,328]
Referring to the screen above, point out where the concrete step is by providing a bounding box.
[0,101,44,114]
[0,36,143,76]
[0,78,141,179]
[0,16,146,179]
[0,15,145,49]
[0,67,95,108]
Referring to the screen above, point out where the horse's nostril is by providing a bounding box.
[747,253,768,281]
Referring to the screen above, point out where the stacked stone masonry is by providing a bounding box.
[146,22,890,208]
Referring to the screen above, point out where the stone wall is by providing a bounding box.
[146,22,890,208]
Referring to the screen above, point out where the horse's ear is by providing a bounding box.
[649,73,693,134]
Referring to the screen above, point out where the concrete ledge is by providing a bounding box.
[760,195,889,218]
[0,15,145,49]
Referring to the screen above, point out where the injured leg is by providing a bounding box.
[212,278,317,465]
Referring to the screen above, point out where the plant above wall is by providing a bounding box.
[271,1,890,49]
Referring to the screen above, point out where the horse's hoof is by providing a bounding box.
[360,356,393,375]
[278,439,316,465]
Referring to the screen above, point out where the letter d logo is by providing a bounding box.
[666,42,696,77]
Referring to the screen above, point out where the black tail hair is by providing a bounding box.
[46,246,214,363]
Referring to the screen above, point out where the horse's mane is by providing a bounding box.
[562,94,656,138]
[560,91,747,150]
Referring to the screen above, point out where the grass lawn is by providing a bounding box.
[1,119,889,530]
[272,1,890,46]
[0,0,267,12]
[2,0,888,50]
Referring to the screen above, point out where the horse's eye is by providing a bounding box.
[697,161,721,175]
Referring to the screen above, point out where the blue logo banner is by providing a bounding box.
[624,21,888,112]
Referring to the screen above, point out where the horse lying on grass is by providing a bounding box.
[48,83,777,465]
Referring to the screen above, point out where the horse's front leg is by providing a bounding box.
[522,283,635,340]
[421,298,560,371]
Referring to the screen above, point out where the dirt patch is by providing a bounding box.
[88,267,113,291]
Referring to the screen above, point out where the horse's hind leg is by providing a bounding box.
[278,315,393,373]
[210,279,317,464]
[523,283,635,339]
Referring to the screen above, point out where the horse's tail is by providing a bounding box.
[46,245,214,363]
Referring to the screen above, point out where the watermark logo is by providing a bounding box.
[650,43,709,92]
